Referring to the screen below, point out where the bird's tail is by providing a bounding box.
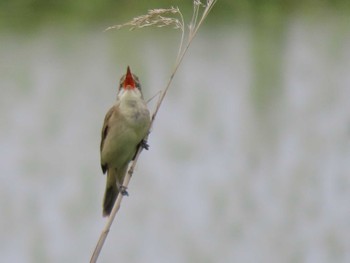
[103,169,118,217]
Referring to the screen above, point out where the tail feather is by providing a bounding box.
[102,166,129,217]
[103,169,118,217]
[103,185,118,217]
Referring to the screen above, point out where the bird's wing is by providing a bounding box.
[100,106,115,173]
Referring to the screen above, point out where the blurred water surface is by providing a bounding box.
[1,15,350,263]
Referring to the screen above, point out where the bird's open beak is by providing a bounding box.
[123,66,136,89]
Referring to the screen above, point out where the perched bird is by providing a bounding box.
[100,66,150,217]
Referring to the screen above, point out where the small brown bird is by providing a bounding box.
[100,66,150,216]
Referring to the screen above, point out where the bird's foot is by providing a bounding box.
[140,139,149,150]
[132,139,150,160]
[119,186,129,196]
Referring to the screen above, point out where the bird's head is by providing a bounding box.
[118,66,143,99]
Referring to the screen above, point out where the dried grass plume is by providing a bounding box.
[105,7,183,31]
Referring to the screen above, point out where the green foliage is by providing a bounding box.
[0,0,349,31]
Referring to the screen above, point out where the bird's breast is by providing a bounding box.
[119,98,150,130]
[101,96,150,168]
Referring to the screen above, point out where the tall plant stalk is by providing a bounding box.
[90,1,217,262]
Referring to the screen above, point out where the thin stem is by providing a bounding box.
[146,90,162,104]
[175,9,185,65]
[190,1,200,37]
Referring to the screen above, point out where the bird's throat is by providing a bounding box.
[118,91,145,119]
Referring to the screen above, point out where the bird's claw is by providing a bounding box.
[119,186,129,196]
[140,139,149,150]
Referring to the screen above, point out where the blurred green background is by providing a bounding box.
[1,0,350,31]
[1,0,350,263]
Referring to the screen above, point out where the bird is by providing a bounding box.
[100,66,151,217]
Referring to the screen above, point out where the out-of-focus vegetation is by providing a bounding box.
[1,0,350,31]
